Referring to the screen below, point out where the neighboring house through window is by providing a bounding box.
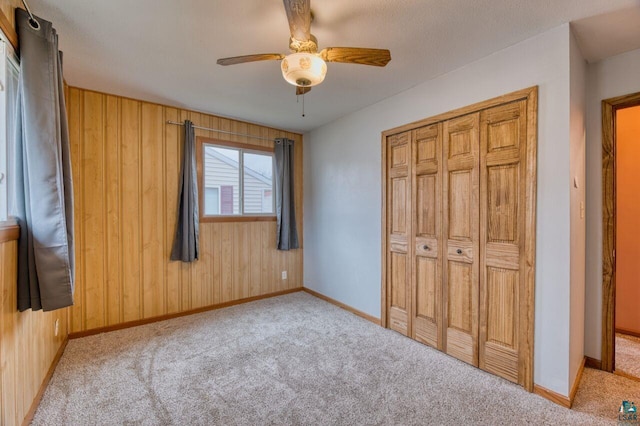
[261,189,273,212]
[199,138,275,221]
[204,186,220,215]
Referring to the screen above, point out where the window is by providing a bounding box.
[0,37,19,222]
[198,138,275,221]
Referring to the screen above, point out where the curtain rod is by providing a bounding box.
[21,0,40,29]
[166,121,275,142]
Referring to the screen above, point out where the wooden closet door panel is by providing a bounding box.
[442,113,480,366]
[412,124,442,349]
[387,132,412,335]
[479,100,527,384]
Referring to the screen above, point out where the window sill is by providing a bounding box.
[0,219,19,243]
[200,216,276,223]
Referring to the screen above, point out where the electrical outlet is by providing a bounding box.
[54,319,59,337]
[282,271,287,280]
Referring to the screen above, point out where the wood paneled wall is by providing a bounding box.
[0,0,19,26]
[0,238,69,426]
[0,0,21,49]
[66,87,304,334]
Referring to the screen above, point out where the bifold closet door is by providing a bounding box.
[479,100,529,385]
[411,124,442,349]
[442,113,480,366]
[383,87,537,391]
[386,131,411,335]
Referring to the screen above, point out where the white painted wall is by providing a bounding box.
[569,28,587,388]
[304,24,575,395]
[584,48,640,360]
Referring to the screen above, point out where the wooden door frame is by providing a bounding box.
[601,91,640,372]
[381,86,537,391]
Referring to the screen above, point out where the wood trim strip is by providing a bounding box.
[603,92,640,110]
[616,328,640,339]
[533,385,571,409]
[536,362,588,409]
[69,288,302,339]
[585,356,602,370]
[569,357,586,406]
[197,137,275,153]
[0,223,19,243]
[601,91,640,373]
[382,86,537,138]
[21,338,69,426]
[523,86,538,392]
[0,8,18,51]
[302,287,382,326]
[602,98,616,373]
[200,216,276,223]
[614,370,640,383]
[380,131,387,328]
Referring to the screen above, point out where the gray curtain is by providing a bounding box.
[274,138,299,250]
[14,9,75,312]
[170,120,199,262]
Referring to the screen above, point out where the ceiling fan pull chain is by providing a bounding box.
[302,92,305,117]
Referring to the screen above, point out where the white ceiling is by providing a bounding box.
[571,7,640,63]
[28,0,640,133]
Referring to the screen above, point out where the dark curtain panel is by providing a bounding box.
[170,120,199,262]
[14,9,75,311]
[274,138,299,250]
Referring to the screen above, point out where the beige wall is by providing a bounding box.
[615,105,640,334]
[305,24,577,396]
[584,47,640,360]
[568,29,587,395]
[66,87,303,334]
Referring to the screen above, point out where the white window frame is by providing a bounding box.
[242,149,276,216]
[0,34,19,224]
[201,141,276,219]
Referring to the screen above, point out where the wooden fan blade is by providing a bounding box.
[217,54,285,66]
[296,86,311,95]
[283,0,311,42]
[320,47,391,67]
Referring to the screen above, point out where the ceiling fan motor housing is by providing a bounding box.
[289,35,318,53]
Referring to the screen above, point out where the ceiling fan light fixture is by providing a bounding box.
[281,52,327,87]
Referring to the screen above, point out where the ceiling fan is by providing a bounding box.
[216,0,391,95]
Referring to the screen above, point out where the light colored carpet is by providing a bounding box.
[574,367,640,421]
[33,292,619,425]
[616,333,640,378]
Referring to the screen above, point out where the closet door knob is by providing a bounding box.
[423,245,430,251]
[456,249,463,255]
